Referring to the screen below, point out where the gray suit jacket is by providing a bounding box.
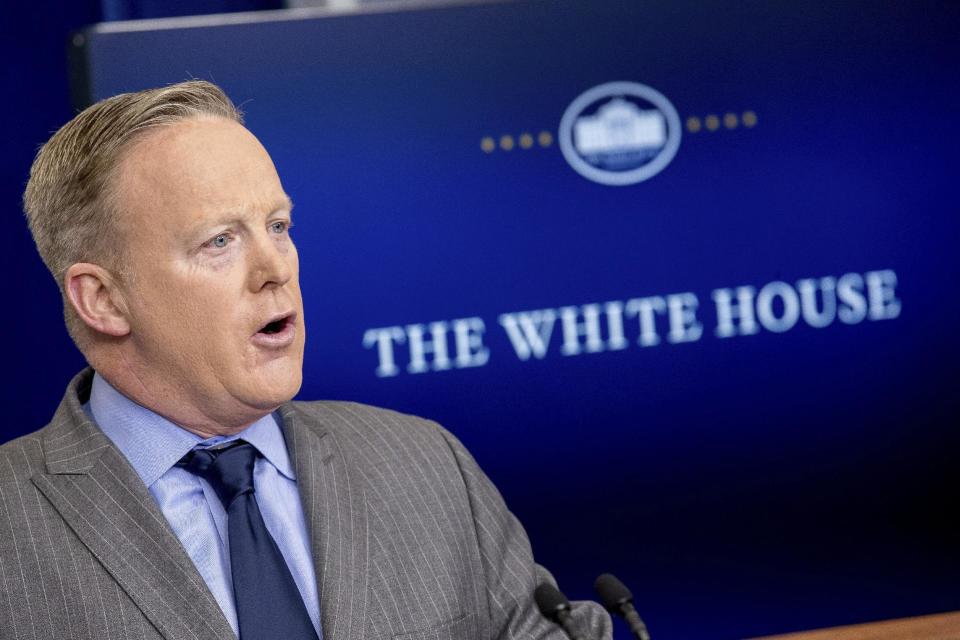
[0,370,610,640]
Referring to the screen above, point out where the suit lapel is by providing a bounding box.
[33,370,235,640]
[280,404,369,640]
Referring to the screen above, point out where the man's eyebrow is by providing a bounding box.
[275,195,294,214]
[186,196,295,240]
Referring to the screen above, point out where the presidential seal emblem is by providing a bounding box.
[559,81,682,186]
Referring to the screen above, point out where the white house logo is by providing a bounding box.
[559,81,682,186]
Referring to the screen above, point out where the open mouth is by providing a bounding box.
[258,315,291,335]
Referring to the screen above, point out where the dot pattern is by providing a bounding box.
[479,130,554,153]
[685,110,758,134]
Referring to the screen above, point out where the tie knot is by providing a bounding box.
[179,441,258,508]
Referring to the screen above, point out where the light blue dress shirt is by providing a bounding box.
[85,373,322,638]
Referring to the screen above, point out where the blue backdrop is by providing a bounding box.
[4,1,960,638]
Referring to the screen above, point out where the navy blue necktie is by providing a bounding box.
[179,441,319,640]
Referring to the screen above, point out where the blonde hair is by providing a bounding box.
[23,80,243,347]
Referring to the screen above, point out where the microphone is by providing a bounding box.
[594,573,650,640]
[534,582,587,640]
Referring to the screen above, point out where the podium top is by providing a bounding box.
[751,611,960,640]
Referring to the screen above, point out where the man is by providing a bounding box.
[0,81,610,640]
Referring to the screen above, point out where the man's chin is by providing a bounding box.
[245,364,303,408]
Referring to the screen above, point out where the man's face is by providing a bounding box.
[113,116,304,428]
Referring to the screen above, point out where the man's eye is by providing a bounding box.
[208,234,230,249]
[270,221,289,234]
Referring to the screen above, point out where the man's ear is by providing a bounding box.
[64,263,131,337]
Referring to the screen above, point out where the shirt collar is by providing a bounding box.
[87,372,295,488]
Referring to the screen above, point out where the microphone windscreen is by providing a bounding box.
[594,573,633,611]
[534,582,570,618]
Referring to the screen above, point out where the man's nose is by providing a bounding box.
[248,233,293,292]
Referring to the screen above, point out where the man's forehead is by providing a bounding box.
[114,117,288,227]
[124,118,266,175]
